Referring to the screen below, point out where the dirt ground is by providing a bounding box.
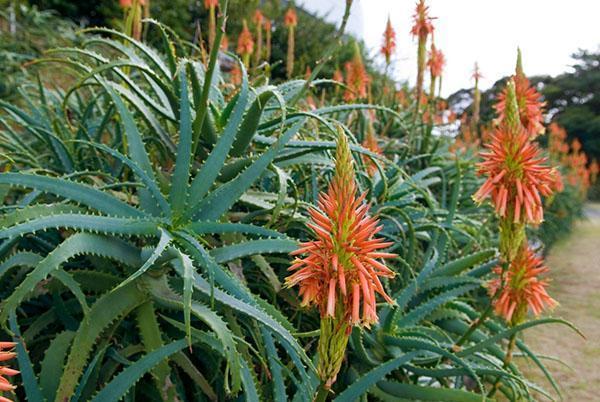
[519,203,600,400]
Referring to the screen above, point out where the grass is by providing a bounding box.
[518,203,600,399]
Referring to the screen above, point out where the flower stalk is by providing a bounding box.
[286,130,396,391]
[284,7,297,78]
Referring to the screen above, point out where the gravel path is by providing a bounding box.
[520,203,600,400]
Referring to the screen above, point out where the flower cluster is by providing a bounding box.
[381,17,396,65]
[0,342,18,401]
[236,20,254,66]
[284,7,298,28]
[473,120,556,224]
[343,45,370,102]
[495,50,545,137]
[427,43,445,78]
[362,121,383,176]
[474,65,560,326]
[286,133,396,327]
[411,0,435,109]
[410,0,435,38]
[488,246,557,325]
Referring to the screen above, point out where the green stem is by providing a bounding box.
[488,332,517,397]
[453,261,509,349]
[314,382,330,402]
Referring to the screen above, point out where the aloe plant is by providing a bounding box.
[0,8,583,402]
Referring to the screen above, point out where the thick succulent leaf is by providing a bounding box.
[169,67,194,217]
[188,61,249,202]
[334,351,419,402]
[210,238,298,264]
[0,234,141,324]
[192,119,305,221]
[0,213,161,240]
[0,173,143,217]
[376,381,491,401]
[55,280,149,401]
[90,339,187,402]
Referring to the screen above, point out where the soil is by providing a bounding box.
[519,203,600,400]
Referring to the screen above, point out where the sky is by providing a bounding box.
[300,0,600,96]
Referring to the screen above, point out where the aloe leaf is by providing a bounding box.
[0,173,143,217]
[55,280,149,401]
[210,238,298,264]
[0,234,141,324]
[188,60,249,202]
[192,119,305,221]
[117,228,172,290]
[0,214,161,240]
[376,381,491,401]
[170,67,193,217]
[39,331,75,401]
[334,351,419,402]
[90,339,187,402]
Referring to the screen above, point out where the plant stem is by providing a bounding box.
[488,332,517,397]
[314,382,330,402]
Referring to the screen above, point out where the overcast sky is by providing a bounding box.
[301,0,600,96]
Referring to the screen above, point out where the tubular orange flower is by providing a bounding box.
[473,80,555,225]
[427,44,445,78]
[343,44,370,102]
[333,68,343,83]
[381,16,396,65]
[427,42,444,99]
[410,0,434,38]
[362,124,383,176]
[236,20,254,67]
[286,132,395,389]
[220,34,229,51]
[0,342,18,400]
[284,7,297,28]
[411,0,435,110]
[495,50,545,137]
[488,246,557,325]
[286,133,396,327]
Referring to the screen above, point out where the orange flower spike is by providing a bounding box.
[427,44,445,78]
[381,16,396,65]
[286,131,396,389]
[343,44,370,102]
[284,7,298,28]
[474,80,556,226]
[427,42,445,99]
[284,7,298,78]
[236,20,254,68]
[411,0,435,109]
[362,122,383,176]
[495,49,545,137]
[488,246,557,326]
